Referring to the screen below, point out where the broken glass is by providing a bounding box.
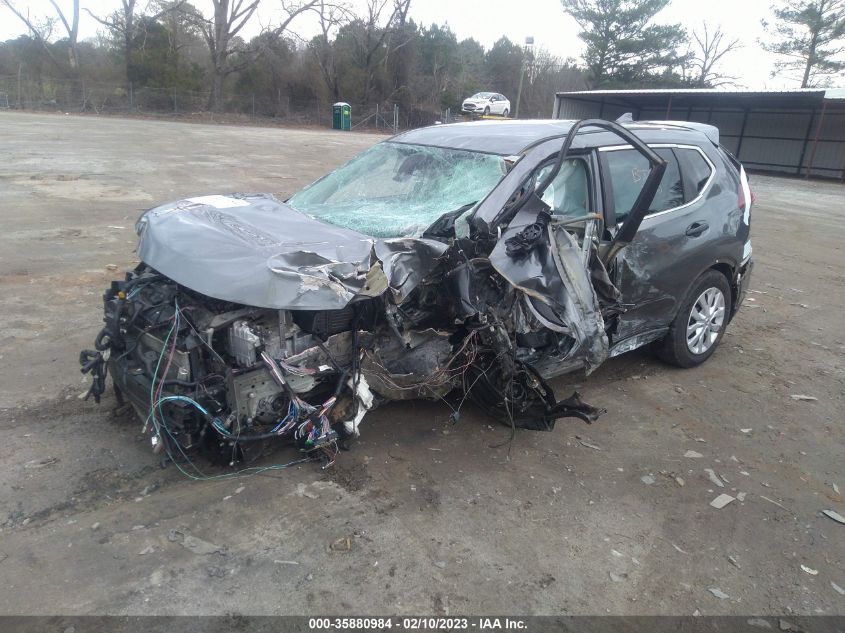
[288,142,507,238]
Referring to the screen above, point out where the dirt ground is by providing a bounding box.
[0,111,843,616]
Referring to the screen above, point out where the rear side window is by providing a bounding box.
[602,148,684,223]
[677,148,714,196]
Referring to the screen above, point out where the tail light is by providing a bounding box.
[739,184,756,210]
[738,166,753,219]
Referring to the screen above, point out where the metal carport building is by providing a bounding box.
[553,88,845,179]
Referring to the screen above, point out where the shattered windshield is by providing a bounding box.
[287,142,507,238]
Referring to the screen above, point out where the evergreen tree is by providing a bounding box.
[761,0,845,87]
[561,0,687,86]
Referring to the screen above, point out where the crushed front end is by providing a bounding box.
[85,267,378,466]
[81,243,606,468]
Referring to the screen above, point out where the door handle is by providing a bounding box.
[685,221,709,237]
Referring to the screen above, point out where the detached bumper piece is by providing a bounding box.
[463,349,605,432]
[79,349,108,403]
[548,392,606,425]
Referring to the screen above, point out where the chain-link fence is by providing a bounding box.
[0,75,455,132]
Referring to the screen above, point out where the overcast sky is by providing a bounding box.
[1,0,794,89]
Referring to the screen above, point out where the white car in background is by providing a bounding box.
[461,92,510,117]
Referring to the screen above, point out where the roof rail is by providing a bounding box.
[649,120,720,145]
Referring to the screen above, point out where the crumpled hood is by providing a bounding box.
[136,194,447,310]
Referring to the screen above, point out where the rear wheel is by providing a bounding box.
[656,269,731,368]
[502,108,509,118]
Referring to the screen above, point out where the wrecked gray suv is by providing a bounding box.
[81,118,754,467]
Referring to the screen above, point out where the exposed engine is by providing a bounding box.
[81,235,606,469]
[83,269,365,466]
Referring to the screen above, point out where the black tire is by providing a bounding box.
[656,269,732,368]
[502,108,509,118]
[483,106,490,116]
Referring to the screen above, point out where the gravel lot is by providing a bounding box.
[0,112,843,616]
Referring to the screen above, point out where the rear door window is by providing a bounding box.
[602,148,684,223]
[676,148,714,198]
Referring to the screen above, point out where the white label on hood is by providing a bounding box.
[186,195,250,208]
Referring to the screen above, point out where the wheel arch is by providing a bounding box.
[655,264,735,368]
[670,260,737,326]
[708,261,739,320]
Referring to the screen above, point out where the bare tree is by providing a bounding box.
[2,0,81,76]
[686,23,742,87]
[309,0,351,101]
[521,49,587,117]
[84,1,185,97]
[192,0,318,110]
[352,0,411,103]
[381,0,413,69]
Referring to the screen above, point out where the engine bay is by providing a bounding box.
[82,233,607,470]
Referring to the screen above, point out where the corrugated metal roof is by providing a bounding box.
[556,88,838,97]
[552,87,845,180]
[554,88,845,110]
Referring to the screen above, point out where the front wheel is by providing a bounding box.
[656,269,731,368]
[502,108,509,118]
[483,106,490,116]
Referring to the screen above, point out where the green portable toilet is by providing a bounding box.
[332,102,351,130]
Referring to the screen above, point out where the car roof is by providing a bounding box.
[389,119,716,156]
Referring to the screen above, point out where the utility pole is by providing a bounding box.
[514,36,533,119]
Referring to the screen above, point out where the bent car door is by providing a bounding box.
[599,143,728,348]
[488,120,666,377]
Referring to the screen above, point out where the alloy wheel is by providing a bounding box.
[686,287,726,354]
